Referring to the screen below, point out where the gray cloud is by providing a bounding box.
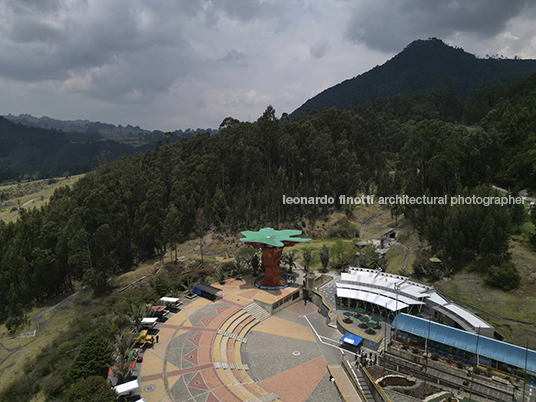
[345,0,535,53]
[0,0,195,101]
[203,0,279,24]
[1,0,536,131]
[221,49,246,62]
[310,39,329,59]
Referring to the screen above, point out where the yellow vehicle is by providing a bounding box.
[135,330,155,347]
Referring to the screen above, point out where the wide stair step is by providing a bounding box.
[242,303,271,322]
[217,329,248,343]
[214,362,250,370]
[354,369,374,401]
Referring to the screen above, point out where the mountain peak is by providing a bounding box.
[290,38,536,119]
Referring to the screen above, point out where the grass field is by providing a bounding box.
[436,226,536,350]
[0,174,85,222]
[0,289,86,399]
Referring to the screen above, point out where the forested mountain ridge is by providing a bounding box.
[0,116,140,181]
[3,113,218,141]
[0,116,218,182]
[290,38,536,120]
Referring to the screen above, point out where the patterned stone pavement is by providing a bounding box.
[138,278,344,402]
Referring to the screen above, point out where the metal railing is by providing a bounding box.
[342,360,370,402]
[360,362,392,402]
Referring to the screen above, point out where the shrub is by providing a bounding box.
[402,340,409,350]
[41,372,65,399]
[412,347,420,354]
[457,360,464,369]
[67,376,117,402]
[431,353,439,361]
[485,262,521,291]
[447,354,453,363]
[5,313,26,334]
[328,221,358,238]
[0,373,39,402]
[474,366,481,375]
[154,276,171,297]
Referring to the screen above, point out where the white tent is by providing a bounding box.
[141,317,158,325]
[160,296,180,303]
[113,379,139,396]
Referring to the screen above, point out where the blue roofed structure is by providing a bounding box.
[393,313,536,377]
[340,332,363,346]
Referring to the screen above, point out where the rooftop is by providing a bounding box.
[393,313,536,373]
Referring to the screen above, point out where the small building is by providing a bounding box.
[192,283,222,301]
[340,332,363,353]
[140,317,158,329]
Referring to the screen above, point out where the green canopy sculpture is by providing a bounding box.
[240,228,311,287]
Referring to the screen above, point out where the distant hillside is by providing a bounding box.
[0,115,220,181]
[290,38,536,119]
[2,114,218,142]
[3,114,150,138]
[0,117,141,181]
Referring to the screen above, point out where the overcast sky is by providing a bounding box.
[1,0,536,131]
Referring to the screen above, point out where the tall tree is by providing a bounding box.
[195,208,209,263]
[70,333,113,381]
[319,245,331,273]
[301,249,315,272]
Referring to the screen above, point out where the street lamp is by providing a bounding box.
[393,278,407,342]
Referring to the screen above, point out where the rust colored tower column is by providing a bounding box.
[240,228,310,288]
[260,247,284,287]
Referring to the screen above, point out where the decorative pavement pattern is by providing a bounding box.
[139,278,344,402]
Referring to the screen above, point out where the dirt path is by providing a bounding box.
[359,213,379,238]
[22,197,39,207]
[393,241,411,273]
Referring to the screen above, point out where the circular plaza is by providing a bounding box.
[138,277,347,402]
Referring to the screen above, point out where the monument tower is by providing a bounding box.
[240,228,310,288]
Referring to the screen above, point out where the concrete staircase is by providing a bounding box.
[242,302,271,322]
[212,305,279,402]
[354,368,375,401]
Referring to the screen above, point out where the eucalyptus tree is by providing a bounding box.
[301,249,315,272]
[319,245,331,273]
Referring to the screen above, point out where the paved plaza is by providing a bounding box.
[138,277,346,402]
